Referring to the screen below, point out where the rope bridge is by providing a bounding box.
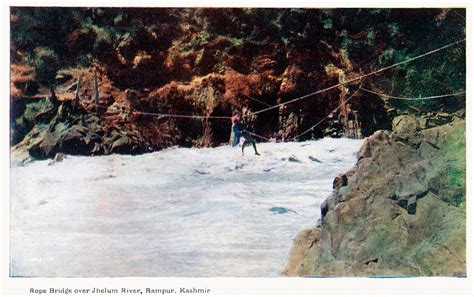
[90,38,466,142]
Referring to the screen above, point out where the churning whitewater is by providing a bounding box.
[11,138,363,277]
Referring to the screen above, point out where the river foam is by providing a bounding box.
[11,138,363,277]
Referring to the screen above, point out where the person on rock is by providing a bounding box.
[231,115,260,156]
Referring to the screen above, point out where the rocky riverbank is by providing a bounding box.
[284,115,466,276]
[9,7,466,277]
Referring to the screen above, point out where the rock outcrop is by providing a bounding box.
[284,117,466,277]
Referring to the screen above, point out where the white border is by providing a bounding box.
[1,1,472,296]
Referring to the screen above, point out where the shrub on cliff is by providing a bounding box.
[30,47,59,87]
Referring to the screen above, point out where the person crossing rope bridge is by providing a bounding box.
[231,115,260,156]
[94,38,465,147]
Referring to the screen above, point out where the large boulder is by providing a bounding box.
[284,119,466,277]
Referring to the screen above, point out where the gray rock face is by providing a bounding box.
[284,119,466,277]
[392,114,420,136]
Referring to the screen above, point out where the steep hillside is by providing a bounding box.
[10,8,465,162]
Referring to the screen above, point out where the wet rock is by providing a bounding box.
[269,207,298,215]
[48,152,65,165]
[33,122,69,158]
[60,125,95,155]
[288,155,300,163]
[54,152,65,162]
[320,200,329,218]
[308,156,322,163]
[332,174,348,190]
[111,135,133,153]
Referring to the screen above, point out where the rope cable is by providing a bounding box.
[94,39,465,121]
[290,87,362,141]
[132,111,230,119]
[246,38,466,117]
[245,95,273,107]
[95,104,230,119]
[247,131,273,142]
[87,38,466,144]
[361,87,465,100]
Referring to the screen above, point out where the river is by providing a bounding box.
[10,138,363,277]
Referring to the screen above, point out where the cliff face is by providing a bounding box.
[284,116,466,276]
[10,8,465,162]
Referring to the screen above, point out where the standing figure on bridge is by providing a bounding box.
[231,115,260,156]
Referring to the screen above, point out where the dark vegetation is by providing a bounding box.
[10,8,466,160]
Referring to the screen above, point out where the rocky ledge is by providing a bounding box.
[284,115,466,277]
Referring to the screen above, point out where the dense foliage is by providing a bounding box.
[10,7,466,149]
[11,8,465,92]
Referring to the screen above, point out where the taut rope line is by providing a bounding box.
[361,87,465,101]
[290,87,362,141]
[90,38,465,143]
[247,38,466,117]
[97,39,465,121]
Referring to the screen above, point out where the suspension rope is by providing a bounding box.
[246,38,466,117]
[247,131,273,142]
[97,39,465,121]
[89,38,466,143]
[289,87,362,141]
[101,104,234,120]
[96,104,230,119]
[361,87,465,101]
[132,110,230,119]
[245,95,273,107]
